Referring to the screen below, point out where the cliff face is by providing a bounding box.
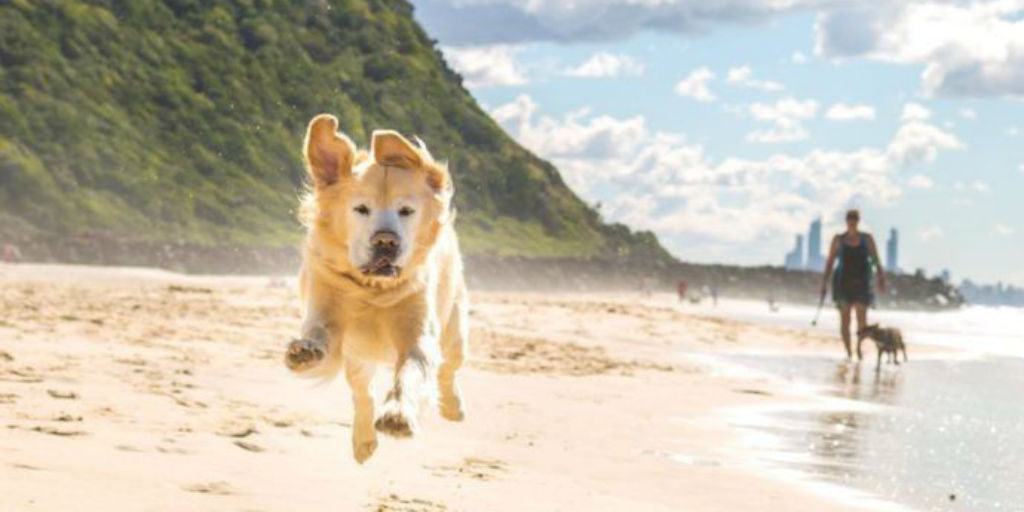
[0,0,670,263]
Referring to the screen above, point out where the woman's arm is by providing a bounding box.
[820,235,840,295]
[867,234,886,293]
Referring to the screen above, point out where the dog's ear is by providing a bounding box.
[304,114,356,189]
[372,131,450,194]
[372,130,422,169]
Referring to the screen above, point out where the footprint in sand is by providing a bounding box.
[233,440,264,452]
[733,388,772,396]
[16,425,88,437]
[373,493,448,512]
[216,424,257,438]
[183,481,235,495]
[46,389,78,400]
[425,457,507,481]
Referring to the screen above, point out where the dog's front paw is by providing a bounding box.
[375,401,417,438]
[352,436,378,463]
[285,338,325,372]
[439,395,465,422]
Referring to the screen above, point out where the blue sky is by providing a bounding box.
[411,0,1024,286]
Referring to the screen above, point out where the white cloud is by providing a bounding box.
[959,108,977,120]
[725,65,784,91]
[908,174,934,189]
[972,180,990,193]
[490,95,648,171]
[920,226,944,241]
[994,224,1016,236]
[441,45,528,88]
[825,102,876,121]
[565,52,645,78]
[1007,126,1022,137]
[814,2,1024,98]
[675,67,716,102]
[900,102,931,122]
[745,122,809,143]
[490,94,962,261]
[791,51,809,64]
[749,98,819,122]
[745,98,819,143]
[886,120,964,166]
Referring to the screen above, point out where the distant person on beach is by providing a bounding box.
[676,280,688,302]
[821,209,886,360]
[2,244,21,263]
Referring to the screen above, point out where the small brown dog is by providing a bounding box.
[857,324,907,370]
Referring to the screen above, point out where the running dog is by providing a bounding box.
[284,114,469,463]
[857,324,907,371]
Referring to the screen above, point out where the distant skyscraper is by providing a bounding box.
[784,234,805,270]
[886,228,899,274]
[939,269,951,283]
[806,217,824,271]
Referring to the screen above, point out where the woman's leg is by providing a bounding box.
[838,304,852,359]
[854,302,868,360]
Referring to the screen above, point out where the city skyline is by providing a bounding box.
[783,219,908,278]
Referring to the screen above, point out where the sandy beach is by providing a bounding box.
[1,264,910,511]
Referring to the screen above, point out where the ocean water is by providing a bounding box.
[684,299,1024,511]
[730,355,1024,511]
[682,298,1024,358]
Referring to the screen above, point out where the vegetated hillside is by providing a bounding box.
[0,0,671,263]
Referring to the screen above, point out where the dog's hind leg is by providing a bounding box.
[376,344,435,438]
[438,300,468,422]
[345,358,377,463]
[876,349,882,372]
[374,299,441,438]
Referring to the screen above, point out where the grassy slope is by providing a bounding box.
[0,0,671,262]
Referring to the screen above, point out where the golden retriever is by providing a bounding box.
[284,114,468,463]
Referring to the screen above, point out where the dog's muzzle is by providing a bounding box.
[362,229,401,277]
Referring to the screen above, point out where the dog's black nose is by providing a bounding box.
[371,230,399,250]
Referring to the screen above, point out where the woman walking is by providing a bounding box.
[820,209,886,360]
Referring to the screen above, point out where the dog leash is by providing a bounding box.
[810,290,826,326]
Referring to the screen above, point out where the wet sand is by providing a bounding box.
[1,264,889,511]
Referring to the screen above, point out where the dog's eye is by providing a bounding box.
[354,205,370,215]
[398,207,415,217]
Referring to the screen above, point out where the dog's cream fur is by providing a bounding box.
[285,114,469,463]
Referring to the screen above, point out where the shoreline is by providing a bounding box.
[700,352,912,512]
[0,264,976,511]
[713,346,1023,511]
